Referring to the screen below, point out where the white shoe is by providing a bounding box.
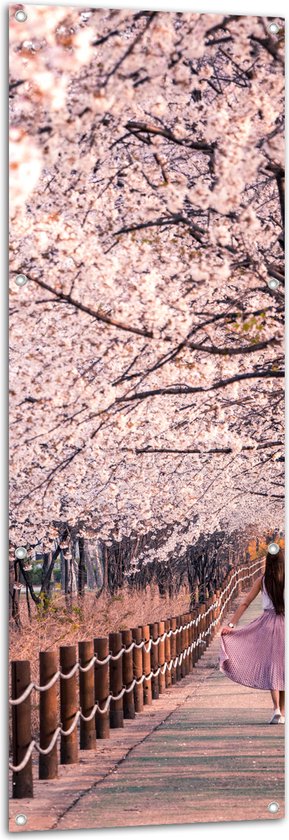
[269,711,281,724]
[279,715,285,724]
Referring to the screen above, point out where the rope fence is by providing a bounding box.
[9,556,264,798]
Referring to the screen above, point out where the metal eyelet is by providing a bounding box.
[15,10,27,23]
[268,543,280,556]
[267,278,280,290]
[15,546,28,560]
[15,814,28,826]
[268,23,280,35]
[15,274,28,287]
[268,801,280,814]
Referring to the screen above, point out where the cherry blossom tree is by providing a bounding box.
[9,5,284,605]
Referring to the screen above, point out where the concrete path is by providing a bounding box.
[9,593,285,832]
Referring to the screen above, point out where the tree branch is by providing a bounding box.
[120,440,283,455]
[113,213,206,242]
[125,120,215,155]
[115,369,284,403]
[265,162,285,230]
[17,274,153,339]
[187,338,279,355]
[105,12,157,81]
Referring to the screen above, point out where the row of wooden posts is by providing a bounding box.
[10,564,256,799]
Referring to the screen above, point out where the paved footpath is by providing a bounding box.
[9,593,285,832]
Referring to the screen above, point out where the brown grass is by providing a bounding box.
[9,582,191,743]
[10,581,191,659]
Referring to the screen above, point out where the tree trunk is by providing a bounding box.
[77,537,86,596]
[68,551,77,594]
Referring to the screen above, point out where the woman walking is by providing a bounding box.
[219,544,285,723]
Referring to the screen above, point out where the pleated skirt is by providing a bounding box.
[219,609,285,690]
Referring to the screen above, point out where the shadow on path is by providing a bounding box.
[9,593,285,831]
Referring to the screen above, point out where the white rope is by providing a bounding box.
[9,559,264,772]
[9,557,264,706]
[9,643,201,772]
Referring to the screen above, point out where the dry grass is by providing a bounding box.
[10,582,191,660]
[9,582,191,742]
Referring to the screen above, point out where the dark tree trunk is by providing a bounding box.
[9,560,15,622]
[62,549,69,594]
[40,545,61,603]
[78,537,86,596]
[9,560,22,630]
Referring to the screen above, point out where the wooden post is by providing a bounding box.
[158,621,166,693]
[205,600,210,648]
[187,613,193,672]
[94,637,110,739]
[185,613,190,671]
[132,627,143,713]
[121,629,135,719]
[142,625,152,705]
[231,569,235,602]
[206,595,213,647]
[215,589,221,631]
[229,571,234,607]
[188,612,193,670]
[165,619,172,687]
[211,594,217,639]
[180,613,186,676]
[78,640,96,750]
[181,614,186,678]
[109,632,124,728]
[221,576,228,621]
[231,571,236,600]
[184,614,190,674]
[149,622,159,700]
[39,651,58,779]
[228,571,233,608]
[60,645,78,765]
[170,617,177,684]
[191,610,198,665]
[227,571,231,604]
[184,613,189,673]
[194,609,200,664]
[11,660,33,798]
[199,605,206,659]
[191,611,196,668]
[176,616,182,680]
[237,567,242,595]
[209,597,215,644]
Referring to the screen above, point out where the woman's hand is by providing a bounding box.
[221,626,235,635]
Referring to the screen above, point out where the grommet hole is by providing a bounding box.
[268,22,280,34]
[15,10,27,23]
[15,814,28,826]
[15,274,28,287]
[268,543,279,556]
[15,546,28,560]
[268,801,280,814]
[267,278,280,291]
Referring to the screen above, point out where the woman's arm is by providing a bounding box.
[221,574,263,634]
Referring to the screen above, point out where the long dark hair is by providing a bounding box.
[263,547,285,615]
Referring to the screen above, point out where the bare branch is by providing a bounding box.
[115,369,284,404]
[18,274,154,339]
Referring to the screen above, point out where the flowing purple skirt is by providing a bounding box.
[219,609,285,690]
